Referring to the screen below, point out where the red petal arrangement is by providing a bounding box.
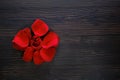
[12,19,60,65]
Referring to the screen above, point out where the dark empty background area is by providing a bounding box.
[0,0,120,80]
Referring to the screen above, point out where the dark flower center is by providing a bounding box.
[31,36,42,50]
[32,38,40,47]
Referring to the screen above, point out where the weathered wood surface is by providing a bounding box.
[0,0,120,80]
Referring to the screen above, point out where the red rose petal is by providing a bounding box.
[23,27,31,39]
[40,47,56,62]
[33,50,44,65]
[31,19,49,36]
[41,32,59,48]
[13,42,25,51]
[12,28,30,51]
[23,47,34,62]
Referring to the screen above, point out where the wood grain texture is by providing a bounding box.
[0,0,120,80]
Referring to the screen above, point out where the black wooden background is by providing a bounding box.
[0,0,120,80]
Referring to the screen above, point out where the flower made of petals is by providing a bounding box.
[12,19,60,65]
